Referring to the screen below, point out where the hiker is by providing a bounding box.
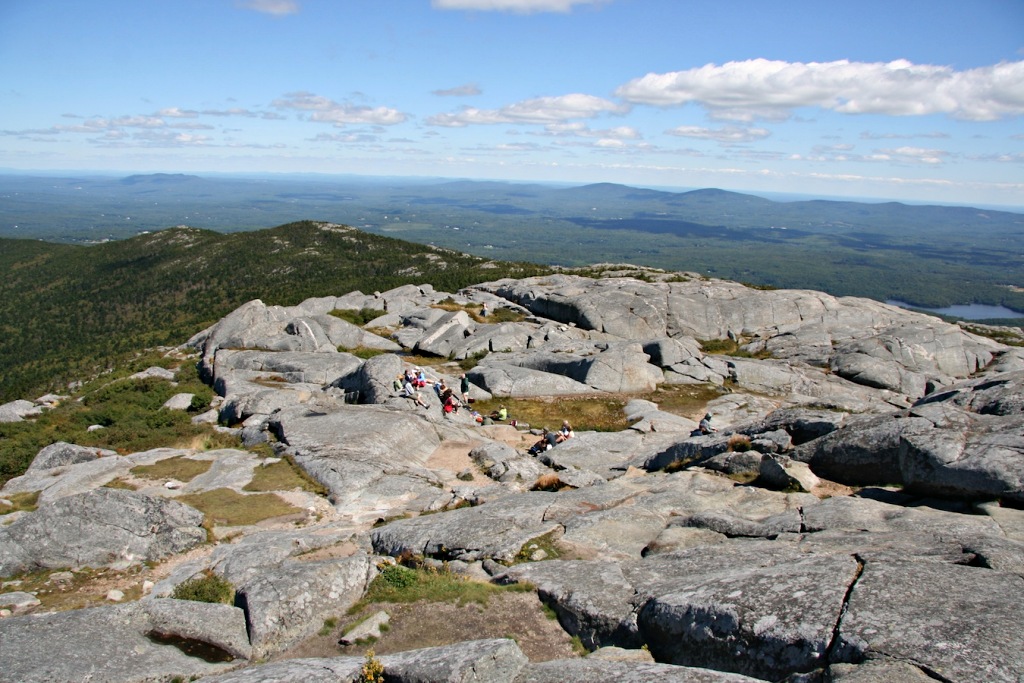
[528,428,558,455]
[699,413,716,434]
[557,420,574,442]
[489,405,508,421]
[481,302,489,317]
[403,379,428,408]
[460,373,470,403]
[415,368,427,387]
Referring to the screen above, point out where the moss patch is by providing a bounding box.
[130,455,212,483]
[244,456,328,496]
[0,490,39,515]
[177,487,301,527]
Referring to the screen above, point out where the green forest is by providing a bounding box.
[0,221,549,403]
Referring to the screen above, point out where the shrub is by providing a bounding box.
[727,434,752,452]
[358,650,385,683]
[171,571,234,604]
[330,308,383,326]
[531,473,563,492]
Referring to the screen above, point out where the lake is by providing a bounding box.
[886,300,1024,320]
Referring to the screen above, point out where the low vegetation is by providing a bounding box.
[0,490,39,515]
[176,488,302,527]
[351,563,531,613]
[471,382,725,433]
[130,456,211,483]
[699,338,770,359]
[171,570,235,605]
[0,221,552,404]
[243,455,328,496]
[0,353,235,487]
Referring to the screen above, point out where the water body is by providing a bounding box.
[886,300,1024,320]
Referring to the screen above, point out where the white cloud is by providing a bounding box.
[666,125,771,144]
[236,0,299,16]
[860,130,950,140]
[156,107,199,118]
[539,122,640,139]
[615,58,1024,122]
[874,146,949,164]
[428,93,627,127]
[273,92,407,126]
[432,0,607,13]
[433,83,483,97]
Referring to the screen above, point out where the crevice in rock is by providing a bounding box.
[146,630,236,663]
[234,590,253,644]
[915,662,956,682]
[823,553,866,666]
[798,505,807,534]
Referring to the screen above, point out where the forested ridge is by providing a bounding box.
[0,221,550,403]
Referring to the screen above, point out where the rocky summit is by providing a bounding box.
[1,270,1023,683]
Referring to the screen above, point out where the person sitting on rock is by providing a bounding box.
[528,428,556,456]
[489,405,508,421]
[699,413,716,434]
[403,379,428,409]
[557,420,574,442]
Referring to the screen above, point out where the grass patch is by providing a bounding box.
[171,570,234,604]
[330,308,384,326]
[5,565,146,612]
[340,347,390,359]
[515,530,562,564]
[351,563,530,612]
[103,478,139,491]
[243,455,328,496]
[0,490,40,515]
[456,349,490,371]
[130,455,212,483]
[472,382,725,433]
[319,616,339,636]
[699,338,771,359]
[177,487,301,527]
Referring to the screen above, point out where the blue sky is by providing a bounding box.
[2,0,1022,207]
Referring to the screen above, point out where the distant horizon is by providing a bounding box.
[2,167,1022,214]
[2,1,1021,210]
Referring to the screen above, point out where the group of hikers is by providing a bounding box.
[527,420,574,455]
[396,367,472,415]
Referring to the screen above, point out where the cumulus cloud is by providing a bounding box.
[433,83,483,97]
[871,146,949,164]
[539,122,641,139]
[432,0,608,13]
[666,125,770,144]
[273,92,407,126]
[236,0,299,16]
[427,93,627,127]
[615,58,1024,122]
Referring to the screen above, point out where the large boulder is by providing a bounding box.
[638,554,861,681]
[0,488,206,577]
[834,560,1024,683]
[371,492,560,562]
[26,441,118,472]
[0,600,247,682]
[236,553,376,658]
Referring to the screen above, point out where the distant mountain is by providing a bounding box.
[119,173,204,185]
[0,221,550,403]
[1,173,1021,321]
